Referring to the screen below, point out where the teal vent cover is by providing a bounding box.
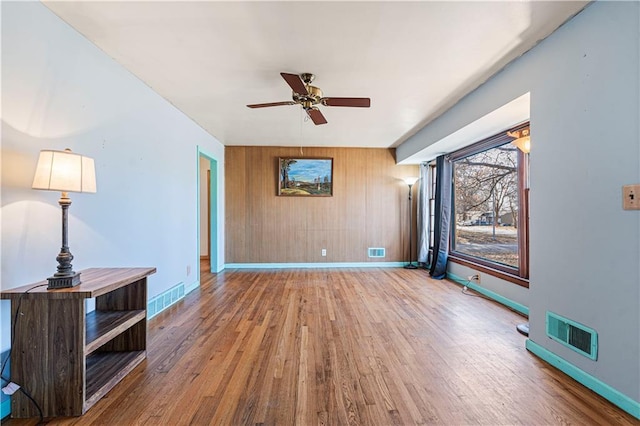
[368,248,386,258]
[546,311,598,360]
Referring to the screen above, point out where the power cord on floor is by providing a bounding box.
[0,379,43,424]
[461,279,491,301]
[1,283,48,423]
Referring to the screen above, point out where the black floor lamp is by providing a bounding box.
[404,177,418,269]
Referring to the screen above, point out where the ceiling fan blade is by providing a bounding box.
[306,108,327,125]
[247,101,296,108]
[322,97,371,108]
[281,72,309,95]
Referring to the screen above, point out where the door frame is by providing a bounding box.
[197,148,219,274]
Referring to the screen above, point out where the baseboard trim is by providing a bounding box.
[185,279,200,294]
[224,262,408,269]
[526,339,640,419]
[0,398,10,421]
[446,272,529,316]
[0,348,9,420]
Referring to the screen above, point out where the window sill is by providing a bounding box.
[448,255,529,288]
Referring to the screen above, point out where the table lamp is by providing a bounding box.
[32,148,97,289]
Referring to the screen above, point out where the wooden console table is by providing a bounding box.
[1,267,156,418]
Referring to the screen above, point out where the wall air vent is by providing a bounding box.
[368,248,385,258]
[546,311,598,360]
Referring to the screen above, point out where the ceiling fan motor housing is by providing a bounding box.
[292,85,323,109]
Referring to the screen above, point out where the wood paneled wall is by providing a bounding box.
[225,147,419,263]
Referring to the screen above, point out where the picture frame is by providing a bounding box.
[278,157,333,196]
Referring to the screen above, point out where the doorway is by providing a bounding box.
[198,150,218,275]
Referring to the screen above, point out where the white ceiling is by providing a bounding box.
[399,92,531,164]
[43,1,589,152]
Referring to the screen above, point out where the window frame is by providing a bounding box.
[448,123,530,288]
[428,162,437,250]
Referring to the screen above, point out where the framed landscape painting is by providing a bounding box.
[278,157,333,196]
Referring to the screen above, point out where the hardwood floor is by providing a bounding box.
[3,266,637,425]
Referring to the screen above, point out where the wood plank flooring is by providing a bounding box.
[4,266,637,425]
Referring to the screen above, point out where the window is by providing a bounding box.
[428,162,437,250]
[449,124,529,286]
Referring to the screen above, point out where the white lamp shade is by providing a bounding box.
[404,176,419,186]
[32,149,97,193]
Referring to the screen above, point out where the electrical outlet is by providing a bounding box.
[468,274,480,284]
[623,184,640,210]
[321,249,327,257]
[187,265,191,276]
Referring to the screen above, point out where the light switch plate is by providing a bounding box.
[622,184,640,210]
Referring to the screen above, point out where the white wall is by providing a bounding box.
[1,2,225,350]
[397,1,639,402]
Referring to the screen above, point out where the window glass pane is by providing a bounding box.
[453,143,519,268]
[429,199,435,247]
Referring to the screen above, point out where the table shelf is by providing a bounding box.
[85,350,146,410]
[1,267,156,418]
[85,309,146,355]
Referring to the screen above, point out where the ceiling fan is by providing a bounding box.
[247,72,371,125]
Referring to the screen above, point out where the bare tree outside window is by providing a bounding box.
[452,144,519,268]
